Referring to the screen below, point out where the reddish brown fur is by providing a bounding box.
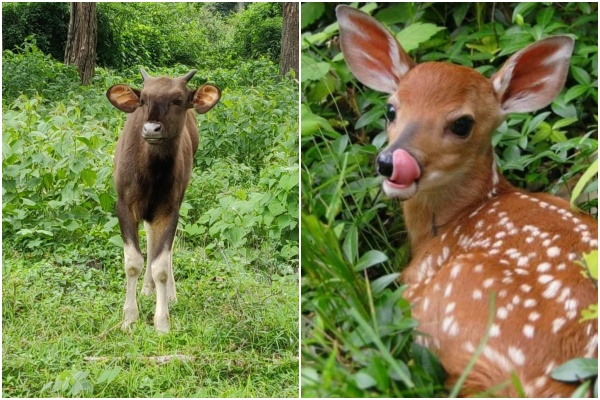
[337,5,598,397]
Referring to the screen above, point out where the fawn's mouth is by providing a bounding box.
[378,148,421,199]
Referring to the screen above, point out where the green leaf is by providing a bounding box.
[551,358,598,382]
[97,366,122,385]
[355,250,388,272]
[342,224,358,263]
[301,55,331,82]
[301,3,325,29]
[109,235,124,247]
[370,273,400,295]
[395,23,446,53]
[354,370,377,389]
[81,169,97,187]
[571,66,591,86]
[564,85,589,103]
[570,159,598,211]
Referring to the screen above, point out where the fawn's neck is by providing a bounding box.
[402,154,513,255]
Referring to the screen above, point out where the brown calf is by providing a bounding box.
[106,68,221,333]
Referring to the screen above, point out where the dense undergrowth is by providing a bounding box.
[301,2,597,397]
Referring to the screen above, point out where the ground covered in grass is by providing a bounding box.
[3,243,298,397]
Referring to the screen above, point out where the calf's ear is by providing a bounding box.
[192,84,221,114]
[106,84,141,113]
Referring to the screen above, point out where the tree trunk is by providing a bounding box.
[279,2,299,78]
[64,2,97,85]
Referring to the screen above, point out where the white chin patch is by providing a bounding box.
[382,180,417,200]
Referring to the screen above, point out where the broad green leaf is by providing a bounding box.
[342,224,358,263]
[395,23,446,53]
[551,358,598,382]
[564,85,589,103]
[355,250,388,272]
[97,366,122,385]
[370,273,400,295]
[301,55,331,82]
[301,2,325,29]
[355,370,377,389]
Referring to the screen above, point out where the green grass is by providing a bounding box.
[2,241,298,398]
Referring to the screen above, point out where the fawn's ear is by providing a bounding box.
[492,36,574,114]
[336,5,415,94]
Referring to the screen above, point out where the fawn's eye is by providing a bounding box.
[450,116,474,137]
[172,99,183,106]
[386,104,396,122]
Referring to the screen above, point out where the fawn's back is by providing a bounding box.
[337,5,598,396]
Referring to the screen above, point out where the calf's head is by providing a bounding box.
[106,68,221,144]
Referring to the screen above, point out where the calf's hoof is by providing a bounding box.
[154,316,170,333]
[121,318,136,332]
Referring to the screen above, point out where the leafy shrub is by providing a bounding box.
[2,39,80,105]
[2,2,69,61]
[231,2,283,64]
[2,46,298,268]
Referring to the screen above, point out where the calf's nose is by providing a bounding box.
[142,122,164,143]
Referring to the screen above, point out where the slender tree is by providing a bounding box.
[279,2,298,78]
[64,2,97,85]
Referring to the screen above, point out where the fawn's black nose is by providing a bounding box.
[376,152,393,178]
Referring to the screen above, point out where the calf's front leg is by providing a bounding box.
[117,200,143,331]
[146,213,179,333]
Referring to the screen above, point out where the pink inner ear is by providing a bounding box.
[193,86,220,113]
[501,45,559,104]
[338,7,414,94]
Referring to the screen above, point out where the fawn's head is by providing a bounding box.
[337,6,573,200]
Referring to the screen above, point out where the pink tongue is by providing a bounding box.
[389,149,421,187]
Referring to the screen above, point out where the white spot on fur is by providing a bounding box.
[450,263,461,278]
[528,311,540,321]
[517,256,529,267]
[483,278,494,288]
[537,262,551,272]
[534,376,548,389]
[508,346,525,365]
[547,246,561,257]
[497,307,508,319]
[557,287,571,302]
[552,317,566,333]
[520,284,532,293]
[523,324,535,338]
[543,280,562,298]
[483,346,512,372]
[538,274,553,284]
[472,289,482,300]
[490,324,501,337]
[444,283,453,298]
[523,299,537,308]
[585,335,598,358]
[445,302,456,314]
